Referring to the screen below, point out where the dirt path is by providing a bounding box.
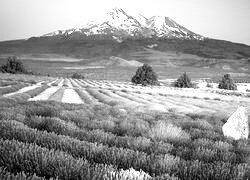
[57,79,64,87]
[48,88,65,102]
[47,79,58,86]
[29,86,59,101]
[61,88,83,104]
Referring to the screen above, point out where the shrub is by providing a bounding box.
[0,138,117,180]
[0,80,17,87]
[218,74,237,90]
[174,72,192,88]
[213,97,221,101]
[0,84,27,96]
[0,120,179,176]
[71,73,84,79]
[148,121,191,143]
[0,166,48,180]
[59,110,89,128]
[117,168,151,180]
[192,146,217,162]
[214,141,233,151]
[24,115,173,155]
[7,85,49,103]
[0,57,28,74]
[131,64,159,86]
[25,105,60,118]
[0,98,17,107]
[176,159,247,180]
[188,128,224,141]
[86,88,120,106]
[25,116,72,135]
[206,83,213,88]
[180,120,213,131]
[74,89,93,104]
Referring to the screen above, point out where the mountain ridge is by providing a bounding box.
[41,7,204,41]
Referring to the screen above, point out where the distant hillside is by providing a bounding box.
[0,37,250,60]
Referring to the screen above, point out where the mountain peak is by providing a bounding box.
[106,8,134,21]
[108,7,126,14]
[41,8,204,41]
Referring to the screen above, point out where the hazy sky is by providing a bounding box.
[0,0,250,45]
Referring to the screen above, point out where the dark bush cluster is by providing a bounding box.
[218,74,237,90]
[131,64,159,86]
[0,57,29,74]
[174,72,193,88]
[71,73,84,79]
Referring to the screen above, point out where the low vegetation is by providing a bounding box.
[71,72,85,79]
[0,74,249,179]
[0,166,48,180]
[0,83,27,96]
[0,95,248,179]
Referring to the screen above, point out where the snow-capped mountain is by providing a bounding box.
[42,8,204,41]
[146,16,202,39]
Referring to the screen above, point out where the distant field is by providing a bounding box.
[0,53,84,62]
[0,57,249,82]
[0,73,249,179]
[1,74,249,113]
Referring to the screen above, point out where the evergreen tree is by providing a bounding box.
[131,64,159,86]
[0,56,27,74]
[218,74,237,90]
[175,72,192,88]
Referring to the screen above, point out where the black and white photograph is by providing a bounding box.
[0,0,249,179]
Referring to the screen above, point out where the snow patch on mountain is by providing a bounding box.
[43,29,81,37]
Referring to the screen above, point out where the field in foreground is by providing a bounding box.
[0,73,249,179]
